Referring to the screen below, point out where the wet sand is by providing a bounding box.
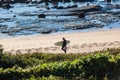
[0,29,120,54]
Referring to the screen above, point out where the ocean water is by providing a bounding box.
[0,1,120,38]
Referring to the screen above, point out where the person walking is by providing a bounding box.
[62,37,67,53]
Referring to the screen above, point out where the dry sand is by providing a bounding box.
[0,29,120,54]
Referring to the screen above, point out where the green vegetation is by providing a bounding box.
[0,48,120,80]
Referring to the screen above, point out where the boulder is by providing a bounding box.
[78,12,85,18]
[38,14,46,18]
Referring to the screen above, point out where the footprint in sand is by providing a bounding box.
[114,41,120,45]
[50,46,58,51]
[81,43,88,48]
[26,49,32,53]
[16,50,22,54]
[108,42,114,46]
[72,45,79,49]
[44,47,49,51]
[93,43,98,47]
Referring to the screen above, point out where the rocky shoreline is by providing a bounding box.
[0,2,120,36]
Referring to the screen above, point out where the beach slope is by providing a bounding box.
[0,29,120,54]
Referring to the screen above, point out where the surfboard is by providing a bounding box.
[55,40,70,46]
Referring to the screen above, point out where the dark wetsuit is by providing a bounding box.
[62,39,67,53]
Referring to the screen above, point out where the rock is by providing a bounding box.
[73,0,94,2]
[42,0,50,2]
[63,0,71,2]
[73,0,83,2]
[31,1,38,4]
[13,15,16,17]
[65,22,104,30]
[112,4,120,9]
[86,3,90,6]
[66,5,78,9]
[40,29,51,34]
[0,25,8,32]
[45,2,49,5]
[38,14,46,18]
[2,4,13,9]
[81,5,102,12]
[105,0,111,3]
[69,5,102,12]
[57,6,64,9]
[78,12,85,18]
[52,0,58,2]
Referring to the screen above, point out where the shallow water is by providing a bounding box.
[0,1,120,38]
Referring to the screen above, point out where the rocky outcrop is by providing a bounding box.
[112,4,120,9]
[38,14,46,18]
[68,5,102,12]
[65,22,104,30]
[2,4,13,9]
[0,25,8,33]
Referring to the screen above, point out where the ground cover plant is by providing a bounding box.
[0,48,120,80]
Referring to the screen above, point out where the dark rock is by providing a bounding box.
[11,0,27,3]
[105,0,111,2]
[2,4,13,9]
[57,6,64,9]
[65,22,104,30]
[112,4,120,9]
[41,29,51,34]
[38,14,46,18]
[0,25,8,32]
[86,3,89,6]
[63,0,71,2]
[42,0,50,2]
[57,0,64,2]
[47,7,50,10]
[66,5,78,9]
[52,0,58,2]
[13,15,16,17]
[73,0,84,2]
[78,12,85,18]
[69,5,102,12]
[81,5,102,12]
[45,2,49,5]
[31,1,38,4]
[72,0,94,2]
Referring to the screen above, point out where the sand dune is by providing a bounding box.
[0,29,120,54]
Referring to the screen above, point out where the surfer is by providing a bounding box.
[62,37,67,53]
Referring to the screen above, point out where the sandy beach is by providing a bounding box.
[0,29,120,54]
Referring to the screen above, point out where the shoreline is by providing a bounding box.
[0,28,120,54]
